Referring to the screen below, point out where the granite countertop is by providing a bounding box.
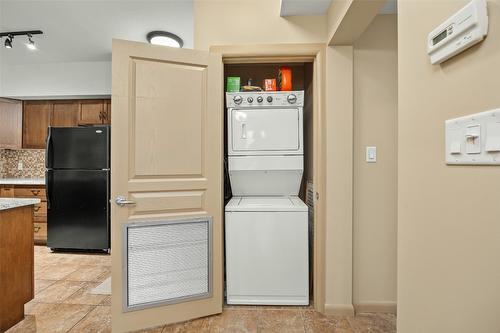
[0,178,45,185]
[0,198,41,211]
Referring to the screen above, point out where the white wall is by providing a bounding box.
[1,61,111,98]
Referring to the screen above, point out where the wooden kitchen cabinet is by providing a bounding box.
[0,186,14,198]
[21,99,111,149]
[79,100,105,125]
[0,99,23,149]
[51,100,79,127]
[103,99,111,124]
[0,205,35,332]
[23,101,52,149]
[14,185,47,244]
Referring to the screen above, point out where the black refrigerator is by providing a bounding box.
[46,126,110,251]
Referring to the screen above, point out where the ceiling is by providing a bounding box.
[380,0,397,14]
[0,0,194,66]
[280,0,332,16]
[280,0,396,16]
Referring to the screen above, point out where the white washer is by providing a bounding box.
[225,91,309,305]
[225,197,309,305]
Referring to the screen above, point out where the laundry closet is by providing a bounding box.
[222,61,316,305]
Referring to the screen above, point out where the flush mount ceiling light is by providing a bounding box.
[146,31,183,48]
[0,30,43,50]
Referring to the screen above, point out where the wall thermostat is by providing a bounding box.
[427,0,488,65]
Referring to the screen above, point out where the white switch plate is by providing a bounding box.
[17,161,23,171]
[446,109,500,165]
[366,146,377,163]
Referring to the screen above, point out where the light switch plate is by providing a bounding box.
[446,109,500,165]
[366,146,377,163]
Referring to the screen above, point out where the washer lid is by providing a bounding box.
[225,196,308,212]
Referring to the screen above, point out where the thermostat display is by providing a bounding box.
[427,0,488,65]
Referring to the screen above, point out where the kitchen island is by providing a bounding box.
[0,198,40,332]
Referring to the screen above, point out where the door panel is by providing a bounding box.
[23,101,52,149]
[79,100,104,124]
[231,109,300,152]
[111,39,222,332]
[51,101,79,127]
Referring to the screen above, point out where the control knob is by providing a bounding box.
[267,96,273,103]
[287,94,297,104]
[247,97,254,103]
[233,95,243,105]
[257,96,263,103]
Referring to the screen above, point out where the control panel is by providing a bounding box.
[427,0,488,65]
[445,109,500,165]
[226,91,304,108]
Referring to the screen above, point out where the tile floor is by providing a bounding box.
[6,246,396,333]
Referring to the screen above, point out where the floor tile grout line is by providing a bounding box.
[63,304,97,333]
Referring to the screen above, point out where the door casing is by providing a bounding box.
[211,43,327,313]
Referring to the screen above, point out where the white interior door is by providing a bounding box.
[111,39,222,332]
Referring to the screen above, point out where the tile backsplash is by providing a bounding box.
[0,149,45,178]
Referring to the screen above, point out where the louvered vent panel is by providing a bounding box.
[124,218,211,310]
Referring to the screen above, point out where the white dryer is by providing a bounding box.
[225,91,309,305]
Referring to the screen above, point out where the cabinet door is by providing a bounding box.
[0,99,22,149]
[79,100,104,125]
[51,101,79,127]
[0,187,14,198]
[23,101,52,149]
[102,99,111,124]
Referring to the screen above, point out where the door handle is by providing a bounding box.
[241,123,247,139]
[115,196,136,207]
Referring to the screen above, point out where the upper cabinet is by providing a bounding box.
[79,100,110,125]
[23,101,52,149]
[0,99,23,149]
[0,99,112,150]
[51,101,80,127]
[104,99,111,125]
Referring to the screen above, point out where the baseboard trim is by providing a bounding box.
[324,303,355,316]
[353,301,397,314]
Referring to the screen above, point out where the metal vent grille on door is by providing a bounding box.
[123,217,212,311]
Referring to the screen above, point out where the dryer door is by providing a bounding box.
[229,108,302,155]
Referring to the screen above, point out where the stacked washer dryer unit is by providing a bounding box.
[225,91,309,305]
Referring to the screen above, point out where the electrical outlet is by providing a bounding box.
[17,161,23,171]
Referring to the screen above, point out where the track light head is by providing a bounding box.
[4,35,13,49]
[27,35,36,50]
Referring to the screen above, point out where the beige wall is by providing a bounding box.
[194,0,397,316]
[325,45,354,315]
[398,0,500,332]
[352,15,397,312]
[193,0,326,50]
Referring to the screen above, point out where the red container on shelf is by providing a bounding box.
[263,79,277,91]
[278,66,292,91]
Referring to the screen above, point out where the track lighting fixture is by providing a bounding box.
[27,35,36,50]
[4,35,12,49]
[0,30,43,49]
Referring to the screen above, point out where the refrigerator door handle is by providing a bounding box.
[46,171,52,210]
[45,127,52,168]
